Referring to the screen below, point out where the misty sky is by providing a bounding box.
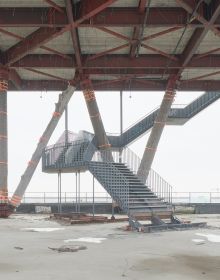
[7,89,220,196]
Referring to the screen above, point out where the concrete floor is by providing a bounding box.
[0,214,220,280]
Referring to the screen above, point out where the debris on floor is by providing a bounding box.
[14,246,24,250]
[50,213,128,225]
[48,245,87,253]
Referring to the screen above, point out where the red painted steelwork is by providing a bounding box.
[11,78,220,92]
[87,44,130,61]
[141,43,179,61]
[65,0,83,71]
[4,27,62,65]
[44,0,65,14]
[10,54,220,69]
[0,28,72,60]
[139,0,147,13]
[0,7,208,27]
[24,68,69,82]
[9,69,22,90]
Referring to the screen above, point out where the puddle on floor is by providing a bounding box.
[21,228,65,232]
[64,237,107,244]
[195,233,220,243]
[131,255,220,279]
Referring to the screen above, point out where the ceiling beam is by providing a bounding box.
[10,54,220,69]
[9,79,220,92]
[24,68,69,82]
[2,0,117,67]
[179,1,220,75]
[139,0,147,13]
[0,8,207,28]
[4,27,62,65]
[65,0,82,72]
[129,0,147,58]
[9,69,22,90]
[0,27,71,60]
[44,0,65,14]
[176,0,220,37]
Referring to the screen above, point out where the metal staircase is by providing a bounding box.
[108,91,220,147]
[43,142,173,225]
[41,91,218,230]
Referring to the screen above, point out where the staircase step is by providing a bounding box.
[129,205,169,210]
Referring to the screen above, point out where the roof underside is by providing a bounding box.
[1,0,220,91]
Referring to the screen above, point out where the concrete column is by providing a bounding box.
[137,75,178,183]
[10,85,76,209]
[81,79,113,160]
[0,67,9,217]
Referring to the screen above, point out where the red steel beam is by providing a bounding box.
[139,0,147,13]
[98,26,184,45]
[0,8,207,28]
[130,26,142,58]
[84,68,177,75]
[3,1,117,66]
[80,7,199,27]
[193,48,220,60]
[142,26,183,41]
[65,0,83,71]
[87,44,130,61]
[4,27,62,65]
[24,68,69,82]
[95,27,131,42]
[141,43,179,61]
[9,69,22,90]
[129,0,147,58]
[10,54,220,69]
[44,0,65,14]
[8,79,220,92]
[186,70,220,81]
[176,0,220,38]
[179,1,220,72]
[0,28,71,60]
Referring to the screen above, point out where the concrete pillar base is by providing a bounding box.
[0,203,15,218]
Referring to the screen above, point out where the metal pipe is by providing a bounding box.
[92,176,95,217]
[119,90,123,162]
[75,172,78,212]
[78,171,80,213]
[65,104,68,144]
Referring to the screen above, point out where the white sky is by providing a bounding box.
[7,90,220,196]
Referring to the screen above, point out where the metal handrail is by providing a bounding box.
[91,146,173,204]
[8,191,220,204]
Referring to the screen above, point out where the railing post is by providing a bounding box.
[210,192,212,203]
[189,192,191,204]
[44,192,46,203]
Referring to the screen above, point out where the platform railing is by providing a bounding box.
[42,139,91,169]
[8,191,220,204]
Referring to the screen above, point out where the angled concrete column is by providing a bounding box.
[81,79,113,160]
[137,75,178,183]
[10,85,76,210]
[0,67,9,217]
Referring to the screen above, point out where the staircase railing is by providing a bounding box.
[91,147,173,204]
[89,154,130,211]
[42,139,90,170]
